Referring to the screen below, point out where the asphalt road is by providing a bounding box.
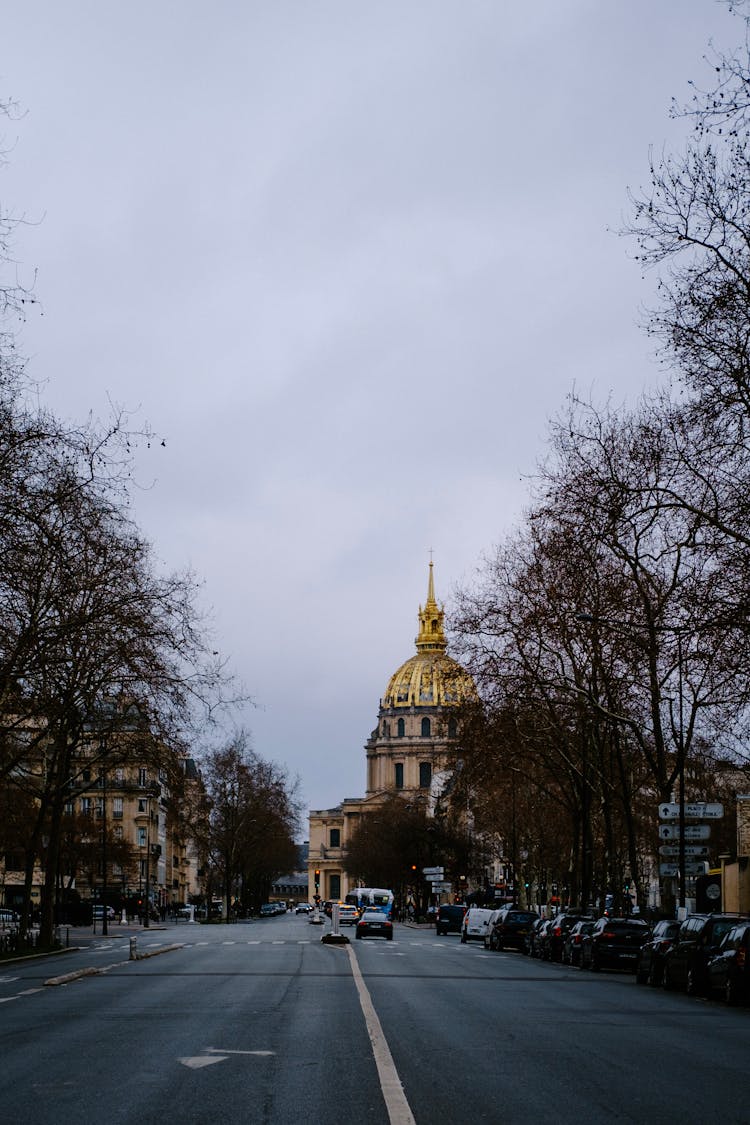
[0,914,748,1125]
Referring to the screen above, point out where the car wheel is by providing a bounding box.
[460,931,467,944]
[387,933,393,941]
[662,965,675,990]
[725,974,740,1006]
[484,936,491,950]
[648,963,662,988]
[635,960,648,985]
[686,967,700,996]
[356,932,362,939]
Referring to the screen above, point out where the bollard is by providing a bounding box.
[129,936,138,961]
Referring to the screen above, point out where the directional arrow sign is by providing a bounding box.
[658,824,711,840]
[658,802,724,820]
[659,862,707,878]
[659,845,710,858]
[432,882,453,893]
[422,867,444,877]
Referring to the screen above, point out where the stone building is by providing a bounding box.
[307,563,474,903]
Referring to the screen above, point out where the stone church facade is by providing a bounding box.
[307,563,474,903]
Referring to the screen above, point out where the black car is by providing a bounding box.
[487,908,538,952]
[664,913,747,996]
[563,919,596,966]
[356,910,393,940]
[635,919,680,986]
[707,920,750,1005]
[435,903,467,936]
[529,917,555,959]
[546,911,596,963]
[580,917,650,972]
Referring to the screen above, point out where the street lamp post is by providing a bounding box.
[576,612,688,918]
[101,767,108,936]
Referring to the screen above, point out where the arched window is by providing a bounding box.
[419,762,432,789]
[421,717,431,737]
[397,718,405,738]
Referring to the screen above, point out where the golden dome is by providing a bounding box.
[382,563,475,709]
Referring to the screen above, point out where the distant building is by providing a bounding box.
[308,563,474,902]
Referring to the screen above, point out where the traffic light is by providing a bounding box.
[314,869,320,890]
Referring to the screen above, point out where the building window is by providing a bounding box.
[80,797,91,817]
[421,717,431,737]
[419,762,432,789]
[138,798,147,813]
[329,874,341,899]
[330,829,340,848]
[448,717,457,738]
[112,797,123,819]
[64,800,74,817]
[114,768,124,783]
[397,718,405,738]
[395,763,404,789]
[138,768,148,787]
[95,799,103,819]
[138,827,147,847]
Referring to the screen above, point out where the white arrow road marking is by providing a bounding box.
[179,1056,226,1069]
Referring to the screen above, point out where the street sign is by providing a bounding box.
[431,882,453,893]
[659,862,707,877]
[658,802,724,820]
[658,824,711,840]
[659,845,710,858]
[422,867,444,877]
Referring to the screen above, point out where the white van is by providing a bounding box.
[460,907,495,944]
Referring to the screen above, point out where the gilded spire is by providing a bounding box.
[415,561,447,653]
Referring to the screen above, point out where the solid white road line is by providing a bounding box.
[346,945,415,1125]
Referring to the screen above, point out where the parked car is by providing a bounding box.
[356,910,393,940]
[487,908,538,952]
[526,917,552,958]
[707,920,750,1005]
[546,911,596,962]
[435,903,467,936]
[92,905,116,920]
[563,919,596,966]
[663,913,746,996]
[259,903,278,917]
[337,905,360,926]
[0,907,20,926]
[535,917,560,960]
[580,917,650,972]
[461,907,495,944]
[635,919,680,986]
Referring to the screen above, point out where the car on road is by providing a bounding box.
[337,905,360,926]
[356,910,393,940]
[486,908,538,952]
[259,903,280,917]
[635,919,680,986]
[563,919,596,966]
[546,911,597,962]
[435,903,467,936]
[295,903,313,914]
[707,920,750,1005]
[579,917,650,972]
[663,913,746,996]
[461,907,495,944]
[92,905,116,920]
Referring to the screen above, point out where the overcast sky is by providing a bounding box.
[1,1,739,830]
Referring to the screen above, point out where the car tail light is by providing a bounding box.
[602,931,615,940]
[553,926,562,937]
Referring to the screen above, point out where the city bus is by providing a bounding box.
[345,887,395,919]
